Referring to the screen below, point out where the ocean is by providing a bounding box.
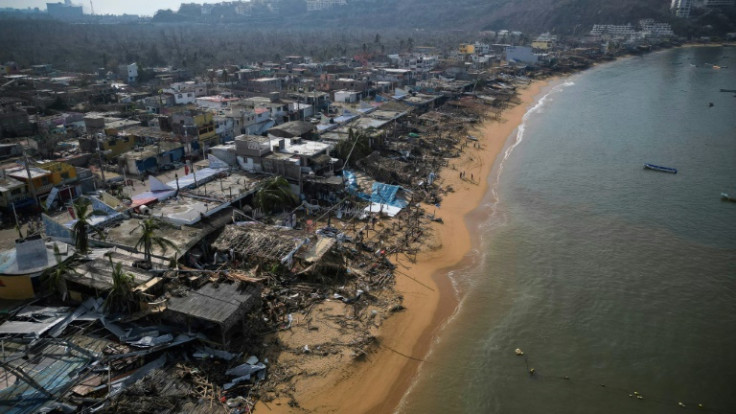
[397,46,736,414]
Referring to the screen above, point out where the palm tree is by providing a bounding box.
[71,197,107,255]
[134,218,179,265]
[253,176,298,214]
[43,243,76,302]
[103,253,136,314]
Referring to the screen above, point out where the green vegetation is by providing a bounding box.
[71,198,106,255]
[42,243,75,302]
[253,176,299,214]
[134,218,179,265]
[103,253,137,314]
[335,128,375,166]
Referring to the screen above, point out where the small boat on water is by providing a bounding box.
[644,163,678,174]
[722,193,736,202]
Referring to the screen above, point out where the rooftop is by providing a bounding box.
[166,282,260,325]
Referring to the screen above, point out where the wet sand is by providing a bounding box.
[257,78,553,413]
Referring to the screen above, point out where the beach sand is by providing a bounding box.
[256,77,553,413]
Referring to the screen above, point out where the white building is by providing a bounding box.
[639,19,675,38]
[118,63,138,83]
[172,91,196,105]
[670,0,692,18]
[165,81,207,105]
[590,24,638,40]
[195,95,239,110]
[306,0,347,11]
[334,90,361,103]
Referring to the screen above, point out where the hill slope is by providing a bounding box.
[155,0,673,33]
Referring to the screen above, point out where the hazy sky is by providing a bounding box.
[0,0,221,17]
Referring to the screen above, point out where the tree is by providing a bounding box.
[253,176,298,214]
[103,253,137,314]
[71,198,107,255]
[43,244,76,302]
[335,128,374,165]
[134,218,179,265]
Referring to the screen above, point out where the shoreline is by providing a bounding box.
[265,77,557,413]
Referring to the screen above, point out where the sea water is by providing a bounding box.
[397,46,736,414]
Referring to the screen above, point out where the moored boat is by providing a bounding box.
[644,163,677,174]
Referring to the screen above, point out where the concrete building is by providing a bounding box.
[0,176,29,210]
[118,63,138,83]
[195,95,239,110]
[670,0,692,18]
[46,1,83,19]
[532,33,557,50]
[334,90,361,103]
[235,134,273,173]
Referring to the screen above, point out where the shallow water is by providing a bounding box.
[398,47,736,414]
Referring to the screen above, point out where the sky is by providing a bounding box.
[0,0,221,17]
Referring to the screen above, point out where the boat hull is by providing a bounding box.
[644,163,677,174]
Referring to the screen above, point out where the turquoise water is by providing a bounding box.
[398,47,736,414]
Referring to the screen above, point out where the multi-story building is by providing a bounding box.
[671,0,692,18]
[36,160,77,186]
[0,176,29,210]
[639,19,675,38]
[170,111,219,154]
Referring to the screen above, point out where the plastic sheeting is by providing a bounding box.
[370,182,408,208]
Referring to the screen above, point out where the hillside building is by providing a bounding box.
[671,0,692,18]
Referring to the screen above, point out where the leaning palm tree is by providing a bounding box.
[103,253,137,314]
[253,176,298,214]
[134,218,179,265]
[71,197,107,255]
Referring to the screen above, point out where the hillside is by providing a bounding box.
[154,0,673,33]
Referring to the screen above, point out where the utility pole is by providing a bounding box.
[22,151,40,208]
[95,134,107,189]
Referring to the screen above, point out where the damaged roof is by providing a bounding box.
[212,223,309,264]
[166,282,260,325]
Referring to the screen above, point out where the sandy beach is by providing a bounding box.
[256,77,554,413]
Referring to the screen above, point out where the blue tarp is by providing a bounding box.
[43,213,74,243]
[64,196,124,230]
[343,170,408,208]
[370,182,408,208]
